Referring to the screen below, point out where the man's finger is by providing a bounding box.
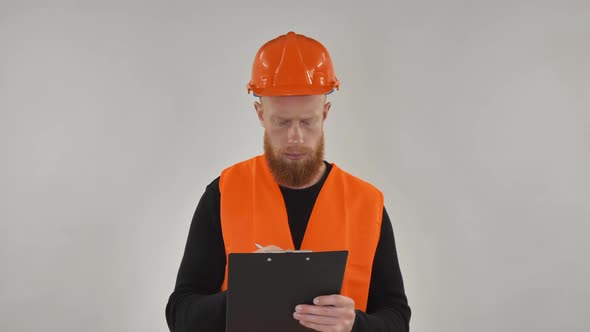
[299,320,330,332]
[313,294,355,307]
[295,304,347,317]
[254,245,283,253]
[293,311,339,325]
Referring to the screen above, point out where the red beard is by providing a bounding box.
[264,132,325,188]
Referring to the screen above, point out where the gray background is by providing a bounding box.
[1,1,589,331]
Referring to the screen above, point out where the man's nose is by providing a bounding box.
[287,123,304,144]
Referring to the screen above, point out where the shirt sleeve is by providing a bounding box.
[351,207,412,332]
[165,177,227,332]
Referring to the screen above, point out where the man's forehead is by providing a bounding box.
[260,94,326,105]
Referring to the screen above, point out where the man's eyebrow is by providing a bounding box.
[271,115,289,121]
[273,113,317,119]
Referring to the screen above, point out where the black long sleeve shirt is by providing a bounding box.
[165,162,411,331]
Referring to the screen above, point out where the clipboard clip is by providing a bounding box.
[255,243,312,253]
[266,249,313,253]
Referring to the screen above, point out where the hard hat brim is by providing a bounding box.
[249,83,338,97]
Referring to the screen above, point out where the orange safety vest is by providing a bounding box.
[219,155,383,311]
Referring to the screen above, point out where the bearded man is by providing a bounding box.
[165,31,411,332]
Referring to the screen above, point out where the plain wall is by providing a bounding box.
[1,1,589,331]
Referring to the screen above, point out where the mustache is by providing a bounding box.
[282,147,313,154]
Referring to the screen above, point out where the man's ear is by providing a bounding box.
[254,100,265,127]
[323,101,332,121]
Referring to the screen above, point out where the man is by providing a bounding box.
[165,31,411,332]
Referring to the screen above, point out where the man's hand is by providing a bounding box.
[293,294,356,332]
[253,244,283,253]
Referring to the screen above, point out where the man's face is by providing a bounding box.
[254,95,331,187]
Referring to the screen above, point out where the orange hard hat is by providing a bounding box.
[247,31,340,97]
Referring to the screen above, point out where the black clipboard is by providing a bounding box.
[226,250,348,332]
